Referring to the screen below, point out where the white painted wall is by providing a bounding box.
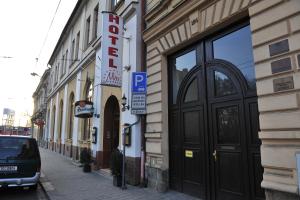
[72,71,82,146]
[92,46,103,156]
[121,13,141,158]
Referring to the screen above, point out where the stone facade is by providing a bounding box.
[143,0,300,199]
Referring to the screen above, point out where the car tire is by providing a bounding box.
[29,184,38,191]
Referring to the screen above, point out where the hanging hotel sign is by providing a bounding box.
[75,100,94,118]
[131,72,147,115]
[101,12,123,87]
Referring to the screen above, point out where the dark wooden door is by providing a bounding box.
[103,96,120,168]
[207,63,250,200]
[170,67,208,199]
[169,23,264,200]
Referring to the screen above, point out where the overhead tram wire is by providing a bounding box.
[36,0,62,68]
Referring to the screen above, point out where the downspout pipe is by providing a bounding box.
[140,0,147,187]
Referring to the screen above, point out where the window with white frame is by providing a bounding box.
[75,31,80,59]
[111,0,122,10]
[64,49,68,73]
[85,16,91,49]
[70,39,75,65]
[92,4,98,40]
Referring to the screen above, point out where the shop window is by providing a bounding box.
[172,50,196,104]
[213,25,256,90]
[214,71,237,97]
[83,82,93,140]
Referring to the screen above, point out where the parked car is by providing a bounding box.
[0,135,41,190]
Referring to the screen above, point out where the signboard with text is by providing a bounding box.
[101,12,123,87]
[75,101,94,118]
[131,72,147,115]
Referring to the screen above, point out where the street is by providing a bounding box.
[0,184,48,200]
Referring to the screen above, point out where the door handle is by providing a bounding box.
[213,150,217,161]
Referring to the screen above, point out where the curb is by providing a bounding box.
[38,180,51,200]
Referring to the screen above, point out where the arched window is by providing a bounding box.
[51,106,56,140]
[83,82,93,140]
[58,100,63,141]
[68,93,75,139]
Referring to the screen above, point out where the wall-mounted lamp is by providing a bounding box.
[121,94,130,112]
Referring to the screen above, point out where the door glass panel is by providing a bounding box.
[213,25,256,90]
[216,106,240,144]
[173,50,196,104]
[214,71,237,97]
[184,78,198,102]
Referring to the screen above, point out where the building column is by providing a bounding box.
[54,92,60,152]
[48,99,53,149]
[92,46,103,169]
[61,84,68,145]
[72,71,82,160]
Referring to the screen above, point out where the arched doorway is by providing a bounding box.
[103,95,120,168]
[169,24,264,200]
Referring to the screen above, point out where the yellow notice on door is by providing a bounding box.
[185,150,193,158]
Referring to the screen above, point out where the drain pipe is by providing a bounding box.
[140,0,147,187]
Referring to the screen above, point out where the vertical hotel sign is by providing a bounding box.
[101,12,123,87]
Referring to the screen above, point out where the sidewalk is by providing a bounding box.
[39,148,199,200]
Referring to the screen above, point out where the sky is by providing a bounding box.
[0,0,77,126]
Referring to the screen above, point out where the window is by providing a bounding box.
[172,50,196,104]
[75,31,80,59]
[93,4,98,40]
[61,55,65,76]
[59,60,63,77]
[213,25,255,90]
[55,65,59,84]
[70,39,75,65]
[111,0,122,10]
[85,16,91,49]
[68,93,74,139]
[83,82,93,140]
[65,49,68,73]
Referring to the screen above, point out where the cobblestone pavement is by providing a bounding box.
[39,148,200,200]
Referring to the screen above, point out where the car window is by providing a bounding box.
[0,138,39,160]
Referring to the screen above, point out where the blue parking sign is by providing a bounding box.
[132,72,147,93]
